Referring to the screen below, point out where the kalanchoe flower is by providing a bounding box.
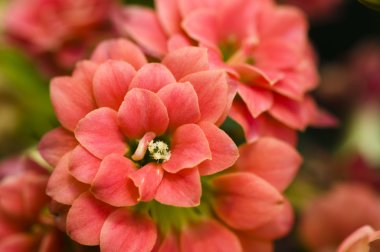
[300,183,380,252]
[113,0,336,145]
[337,225,380,252]
[40,38,238,207]
[4,0,117,75]
[38,37,303,251]
[0,157,63,251]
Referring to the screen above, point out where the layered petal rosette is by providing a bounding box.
[150,137,302,252]
[39,38,242,251]
[113,0,336,145]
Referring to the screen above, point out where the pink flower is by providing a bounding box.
[300,183,380,252]
[0,157,62,251]
[40,38,238,207]
[4,0,117,73]
[45,137,299,251]
[38,38,303,250]
[113,0,336,145]
[337,225,380,252]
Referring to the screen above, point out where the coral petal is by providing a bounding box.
[46,153,88,205]
[75,108,127,159]
[92,154,138,207]
[238,84,273,118]
[155,168,201,207]
[129,63,176,92]
[163,47,209,80]
[211,172,284,230]
[180,70,228,123]
[69,145,101,184]
[93,60,136,110]
[91,39,148,69]
[180,219,242,252]
[100,209,157,252]
[155,0,181,35]
[38,127,77,166]
[129,163,163,202]
[163,124,211,173]
[116,7,167,57]
[66,192,113,246]
[158,82,201,130]
[118,89,169,139]
[198,122,239,175]
[51,76,96,131]
[236,137,302,191]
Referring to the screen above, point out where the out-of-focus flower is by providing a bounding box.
[113,0,335,145]
[337,225,380,252]
[38,37,302,251]
[0,156,60,251]
[300,183,380,252]
[281,0,343,21]
[3,0,117,75]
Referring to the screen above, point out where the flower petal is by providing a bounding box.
[93,60,136,110]
[197,122,239,175]
[182,9,219,48]
[129,63,176,92]
[51,76,96,131]
[238,84,273,118]
[236,137,302,191]
[46,153,88,205]
[211,172,284,230]
[157,231,180,252]
[75,108,127,159]
[118,88,169,139]
[114,7,168,57]
[337,226,376,252]
[180,70,228,123]
[91,39,148,69]
[157,83,201,130]
[180,219,242,252]
[248,199,294,240]
[38,127,77,166]
[163,47,209,80]
[155,168,201,207]
[129,163,163,202]
[163,124,211,173]
[155,0,181,35]
[92,154,138,207]
[69,145,101,184]
[236,233,273,252]
[0,234,37,252]
[269,94,308,130]
[100,209,157,252]
[66,192,114,246]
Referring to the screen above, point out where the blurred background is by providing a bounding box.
[0,0,380,251]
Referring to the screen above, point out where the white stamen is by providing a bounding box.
[148,140,171,162]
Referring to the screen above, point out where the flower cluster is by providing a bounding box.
[4,0,118,74]
[38,37,305,251]
[113,0,336,145]
[0,0,337,251]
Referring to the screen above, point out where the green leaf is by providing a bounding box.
[0,45,57,144]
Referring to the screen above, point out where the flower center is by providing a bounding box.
[147,140,171,163]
